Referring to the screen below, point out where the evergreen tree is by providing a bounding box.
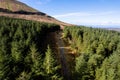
[43,45,61,79]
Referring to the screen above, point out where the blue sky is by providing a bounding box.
[18,0,120,27]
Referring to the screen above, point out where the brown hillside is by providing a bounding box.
[0,0,38,12]
[0,0,71,27]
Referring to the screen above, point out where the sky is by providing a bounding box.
[18,0,120,27]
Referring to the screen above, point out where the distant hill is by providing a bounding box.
[0,0,71,27]
[106,28,120,32]
[0,0,38,12]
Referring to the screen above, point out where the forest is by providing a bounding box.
[0,16,62,80]
[63,26,120,80]
[0,16,120,80]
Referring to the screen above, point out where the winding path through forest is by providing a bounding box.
[56,31,71,80]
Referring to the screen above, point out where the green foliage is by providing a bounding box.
[43,45,55,74]
[74,53,89,80]
[96,52,120,80]
[63,26,120,80]
[43,45,62,80]
[0,16,61,79]
[30,44,44,76]
[16,71,31,80]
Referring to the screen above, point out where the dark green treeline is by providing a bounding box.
[63,26,120,80]
[0,16,62,80]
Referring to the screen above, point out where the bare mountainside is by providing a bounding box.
[0,0,71,27]
[0,0,38,12]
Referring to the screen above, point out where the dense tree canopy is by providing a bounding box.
[0,16,61,80]
[1,16,120,80]
[63,26,120,80]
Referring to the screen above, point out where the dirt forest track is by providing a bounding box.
[55,31,71,80]
[46,31,73,80]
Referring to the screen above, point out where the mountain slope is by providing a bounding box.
[0,0,71,27]
[0,0,38,12]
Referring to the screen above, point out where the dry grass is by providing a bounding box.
[0,0,37,12]
[0,0,72,27]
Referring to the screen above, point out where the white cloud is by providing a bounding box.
[53,11,116,18]
[36,0,52,5]
[18,0,53,5]
[53,12,93,18]
[53,11,120,26]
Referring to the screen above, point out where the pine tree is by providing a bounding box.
[74,54,89,80]
[44,46,56,74]
[43,45,61,79]
[29,44,44,76]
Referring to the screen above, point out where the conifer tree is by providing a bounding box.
[43,45,61,79]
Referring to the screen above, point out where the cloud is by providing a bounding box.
[53,11,116,18]
[53,12,92,18]
[53,11,120,26]
[18,0,52,5]
[36,0,52,5]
